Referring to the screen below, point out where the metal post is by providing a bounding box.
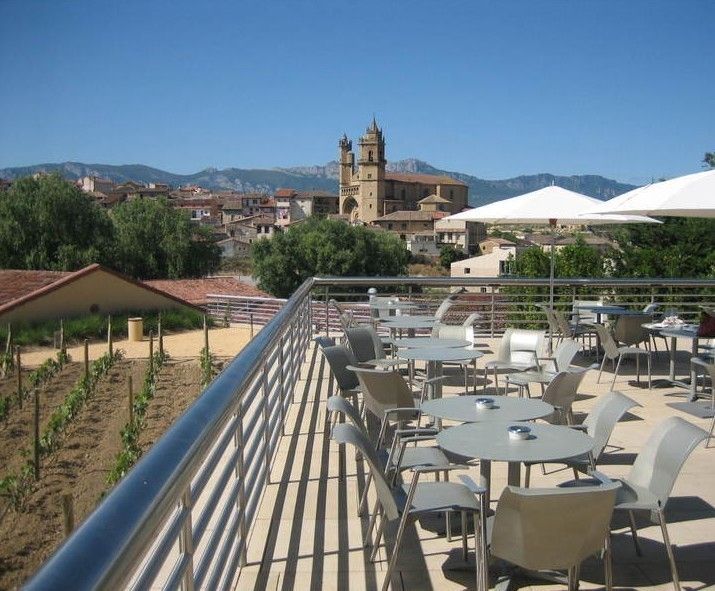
[250,313,254,338]
[149,331,154,374]
[107,315,113,357]
[235,407,248,567]
[324,286,330,338]
[490,289,496,337]
[16,346,22,408]
[262,365,271,484]
[128,375,134,425]
[83,339,89,381]
[179,488,196,591]
[33,387,40,480]
[278,336,286,436]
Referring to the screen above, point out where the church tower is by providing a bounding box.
[356,117,386,222]
[338,134,354,188]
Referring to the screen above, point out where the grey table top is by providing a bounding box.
[437,421,594,463]
[645,323,699,339]
[370,301,418,310]
[421,396,553,423]
[379,316,437,329]
[391,337,471,349]
[396,347,484,362]
[576,305,637,315]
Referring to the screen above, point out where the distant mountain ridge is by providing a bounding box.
[0,159,636,206]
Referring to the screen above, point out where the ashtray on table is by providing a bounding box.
[507,425,532,440]
[475,397,495,410]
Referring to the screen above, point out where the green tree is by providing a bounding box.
[110,198,220,279]
[512,246,551,277]
[438,245,468,269]
[703,152,715,168]
[0,174,114,270]
[252,218,410,297]
[556,236,605,278]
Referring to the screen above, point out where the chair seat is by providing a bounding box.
[616,346,650,356]
[379,447,450,472]
[367,358,406,368]
[397,481,480,514]
[506,370,554,386]
[485,360,537,371]
[612,479,660,511]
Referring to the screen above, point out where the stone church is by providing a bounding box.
[338,118,469,223]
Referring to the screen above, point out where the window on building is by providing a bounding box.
[401,188,406,199]
[367,173,372,179]
[464,268,471,274]
[401,223,407,229]
[387,223,393,230]
[368,150,373,162]
[450,189,454,198]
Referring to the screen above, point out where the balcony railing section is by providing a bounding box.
[25,275,715,591]
[27,279,313,591]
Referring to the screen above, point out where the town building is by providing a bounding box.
[434,217,486,255]
[338,118,469,223]
[451,237,533,281]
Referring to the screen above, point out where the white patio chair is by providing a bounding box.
[483,328,545,395]
[592,323,651,389]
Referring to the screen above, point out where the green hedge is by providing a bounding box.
[0,308,211,348]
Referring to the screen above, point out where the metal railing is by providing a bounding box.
[26,279,313,591]
[25,274,715,590]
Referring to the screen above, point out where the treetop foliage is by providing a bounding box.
[0,174,220,279]
[252,217,410,297]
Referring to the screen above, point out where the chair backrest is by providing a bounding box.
[552,309,574,339]
[351,366,416,420]
[582,391,640,461]
[627,416,707,507]
[434,296,455,321]
[592,324,620,360]
[572,299,603,324]
[314,336,336,349]
[327,395,366,434]
[541,369,588,424]
[329,298,345,316]
[539,306,559,335]
[338,311,356,332]
[345,326,381,362]
[491,483,619,571]
[331,423,400,520]
[431,322,474,344]
[320,345,360,392]
[613,314,652,347]
[499,329,545,365]
[642,302,660,315]
[462,312,482,327]
[550,339,581,372]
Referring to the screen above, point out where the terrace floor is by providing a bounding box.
[236,336,715,591]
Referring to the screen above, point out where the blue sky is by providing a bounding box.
[0,0,712,184]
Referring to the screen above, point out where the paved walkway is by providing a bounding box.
[237,337,715,591]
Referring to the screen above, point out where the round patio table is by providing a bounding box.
[437,421,594,505]
[391,337,471,349]
[396,346,484,396]
[421,396,553,423]
[380,315,437,338]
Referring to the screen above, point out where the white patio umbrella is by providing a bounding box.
[586,169,715,218]
[445,185,659,307]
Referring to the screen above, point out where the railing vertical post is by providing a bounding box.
[235,405,248,567]
[278,336,286,436]
[308,290,314,340]
[490,288,496,337]
[324,286,330,339]
[262,365,271,485]
[179,488,196,591]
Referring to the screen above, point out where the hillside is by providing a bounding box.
[0,159,636,206]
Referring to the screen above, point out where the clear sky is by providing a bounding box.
[0,0,712,184]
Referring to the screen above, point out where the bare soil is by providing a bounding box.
[0,362,85,480]
[0,357,204,590]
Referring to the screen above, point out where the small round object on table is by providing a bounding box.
[421,395,553,423]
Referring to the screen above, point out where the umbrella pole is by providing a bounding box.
[548,220,557,353]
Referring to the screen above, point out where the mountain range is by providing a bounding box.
[0,159,636,206]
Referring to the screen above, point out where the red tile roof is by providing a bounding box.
[385,172,467,186]
[275,188,296,198]
[0,269,71,306]
[145,277,269,306]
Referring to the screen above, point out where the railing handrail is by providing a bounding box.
[26,278,315,591]
[312,275,715,288]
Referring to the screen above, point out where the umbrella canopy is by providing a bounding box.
[585,169,715,218]
[443,185,659,310]
[446,185,657,225]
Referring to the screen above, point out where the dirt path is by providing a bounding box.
[0,359,146,590]
[0,363,85,481]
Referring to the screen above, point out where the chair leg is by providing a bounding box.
[658,508,681,591]
[358,471,373,516]
[647,353,652,390]
[628,510,642,556]
[493,367,499,395]
[365,497,381,548]
[483,367,488,393]
[370,511,386,562]
[604,533,614,591]
[597,355,606,384]
[524,464,531,487]
[461,511,468,561]
[611,355,623,389]
[636,353,641,384]
[383,512,412,591]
